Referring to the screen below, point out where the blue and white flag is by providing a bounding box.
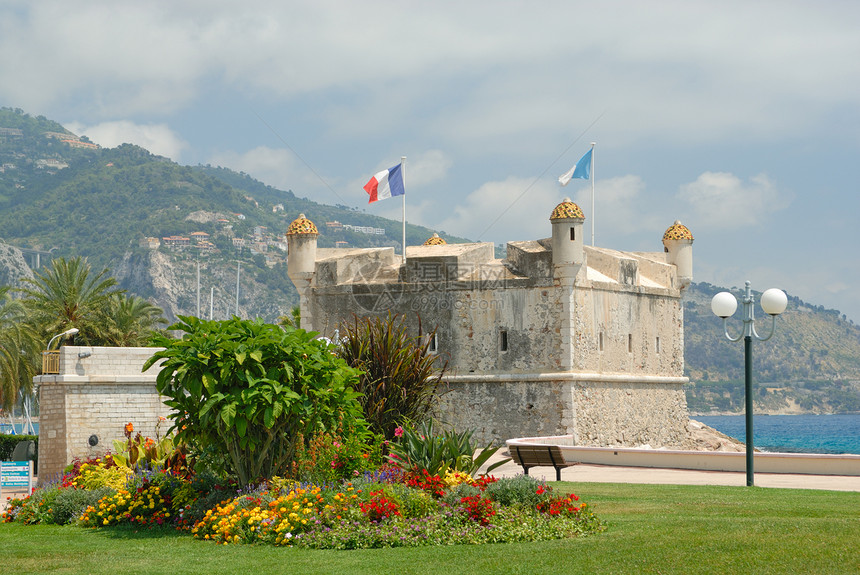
[558,148,592,186]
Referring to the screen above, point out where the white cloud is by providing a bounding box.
[5,1,860,148]
[208,146,301,192]
[678,172,786,229]
[66,121,188,161]
[405,150,452,188]
[435,177,560,244]
[570,175,665,242]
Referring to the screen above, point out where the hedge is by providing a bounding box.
[0,434,39,462]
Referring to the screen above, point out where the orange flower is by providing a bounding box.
[125,422,134,434]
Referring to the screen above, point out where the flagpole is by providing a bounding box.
[401,156,407,266]
[590,142,596,246]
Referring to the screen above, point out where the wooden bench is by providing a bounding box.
[509,444,577,481]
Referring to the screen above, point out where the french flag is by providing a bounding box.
[364,163,405,203]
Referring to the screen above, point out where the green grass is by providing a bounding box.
[2,482,858,575]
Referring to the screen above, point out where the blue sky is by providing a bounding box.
[3,1,859,321]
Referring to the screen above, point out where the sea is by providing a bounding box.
[696,413,860,455]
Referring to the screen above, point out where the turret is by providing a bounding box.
[423,233,447,246]
[549,198,585,278]
[662,220,694,289]
[286,214,318,289]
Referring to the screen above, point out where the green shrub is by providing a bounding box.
[0,434,38,461]
[293,424,382,483]
[441,482,481,507]
[146,316,364,487]
[483,475,546,507]
[382,483,440,518]
[5,484,60,524]
[51,486,113,525]
[338,314,445,440]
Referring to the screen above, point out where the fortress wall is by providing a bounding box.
[436,373,690,447]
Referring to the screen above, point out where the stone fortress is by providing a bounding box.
[286,198,697,447]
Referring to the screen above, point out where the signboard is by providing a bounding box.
[0,461,33,498]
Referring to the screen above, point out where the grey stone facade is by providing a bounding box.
[287,202,697,447]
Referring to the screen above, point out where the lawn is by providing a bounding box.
[2,482,857,575]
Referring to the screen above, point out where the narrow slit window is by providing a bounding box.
[656,336,661,354]
[500,330,508,352]
[628,334,633,353]
[598,332,604,352]
[569,227,576,241]
[428,333,437,354]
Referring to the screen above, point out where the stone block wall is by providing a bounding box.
[35,347,168,483]
[436,373,690,447]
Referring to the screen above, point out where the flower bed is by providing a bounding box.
[4,464,603,549]
[3,414,603,549]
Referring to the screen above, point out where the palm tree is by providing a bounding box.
[19,256,122,346]
[101,293,167,347]
[277,306,301,329]
[0,287,40,411]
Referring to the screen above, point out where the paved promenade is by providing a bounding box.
[479,451,860,491]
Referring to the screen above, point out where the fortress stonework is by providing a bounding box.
[286,201,697,446]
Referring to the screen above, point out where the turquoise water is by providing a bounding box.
[0,422,39,435]
[696,413,860,455]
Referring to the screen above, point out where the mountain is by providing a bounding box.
[683,282,860,414]
[2,107,859,413]
[0,107,469,321]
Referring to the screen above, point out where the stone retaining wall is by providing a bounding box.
[35,347,168,484]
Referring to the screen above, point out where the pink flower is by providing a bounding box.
[394,426,404,438]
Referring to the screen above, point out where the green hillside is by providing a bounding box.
[0,107,469,270]
[683,282,860,414]
[2,107,859,413]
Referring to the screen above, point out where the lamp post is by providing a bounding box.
[42,327,80,376]
[47,327,79,350]
[711,281,787,486]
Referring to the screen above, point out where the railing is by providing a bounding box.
[42,350,60,374]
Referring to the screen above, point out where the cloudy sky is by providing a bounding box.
[3,1,859,321]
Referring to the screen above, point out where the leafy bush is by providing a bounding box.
[146,316,364,487]
[2,485,60,524]
[0,434,38,461]
[338,314,445,440]
[441,481,481,507]
[67,459,132,491]
[382,484,439,518]
[292,422,383,484]
[50,486,113,525]
[483,475,547,507]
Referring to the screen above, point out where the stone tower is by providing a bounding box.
[549,197,585,278]
[662,220,694,289]
[286,214,319,329]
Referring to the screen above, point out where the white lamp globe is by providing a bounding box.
[711,292,738,318]
[760,288,788,316]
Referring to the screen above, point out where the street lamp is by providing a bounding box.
[47,327,79,350]
[711,282,787,486]
[43,327,80,375]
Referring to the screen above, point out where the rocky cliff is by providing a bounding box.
[0,242,34,287]
[113,249,296,324]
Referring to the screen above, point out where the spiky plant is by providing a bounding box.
[339,314,446,440]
